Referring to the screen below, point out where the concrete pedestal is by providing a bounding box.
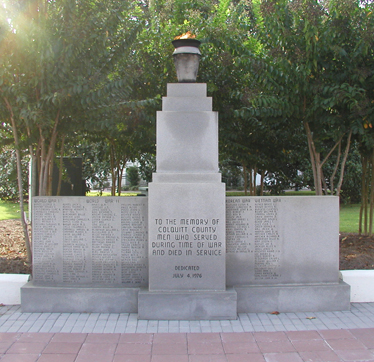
[21,281,139,313]
[138,288,237,320]
[138,83,237,319]
[235,281,351,313]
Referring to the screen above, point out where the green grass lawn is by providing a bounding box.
[0,197,361,233]
[86,191,141,197]
[226,190,316,197]
[0,200,28,221]
[340,203,360,233]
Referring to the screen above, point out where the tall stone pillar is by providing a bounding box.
[137,83,237,320]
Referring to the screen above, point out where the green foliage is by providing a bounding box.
[126,166,140,187]
[339,145,362,204]
[233,0,374,196]
[2,0,374,207]
[220,161,243,189]
[138,153,156,183]
[1,0,147,196]
[67,137,111,192]
[0,147,28,200]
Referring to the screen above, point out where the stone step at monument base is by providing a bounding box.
[21,282,139,313]
[138,288,237,320]
[236,281,351,313]
[21,282,350,315]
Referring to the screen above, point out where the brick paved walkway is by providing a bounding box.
[1,328,374,361]
[1,303,374,361]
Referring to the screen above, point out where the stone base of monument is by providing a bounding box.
[138,288,237,320]
[21,281,139,313]
[235,281,351,313]
[22,195,351,316]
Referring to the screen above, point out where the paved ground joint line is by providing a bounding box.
[1,303,374,333]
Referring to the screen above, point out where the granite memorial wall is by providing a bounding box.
[23,194,350,313]
[32,196,148,287]
[31,195,339,287]
[226,196,340,286]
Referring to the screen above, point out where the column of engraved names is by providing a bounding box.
[33,199,62,282]
[254,199,281,280]
[62,202,91,283]
[91,199,120,284]
[226,198,252,254]
[121,202,147,285]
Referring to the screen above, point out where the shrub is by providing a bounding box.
[126,166,140,187]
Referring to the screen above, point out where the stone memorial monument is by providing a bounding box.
[21,35,350,317]
[137,35,237,319]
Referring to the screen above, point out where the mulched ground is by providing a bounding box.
[339,233,374,270]
[0,219,373,274]
[0,219,32,274]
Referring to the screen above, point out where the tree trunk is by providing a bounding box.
[304,122,347,196]
[37,112,60,196]
[56,135,66,196]
[330,142,341,194]
[118,165,125,196]
[370,150,374,236]
[304,121,322,195]
[249,168,253,196]
[28,151,37,222]
[252,166,257,196]
[38,131,47,196]
[360,156,370,235]
[3,96,32,264]
[243,164,248,196]
[359,156,367,235]
[260,170,265,196]
[315,152,323,195]
[336,130,352,196]
[110,143,116,196]
[321,168,328,195]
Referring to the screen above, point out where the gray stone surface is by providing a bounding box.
[148,182,226,291]
[153,173,221,183]
[166,83,207,97]
[226,196,340,286]
[147,83,226,294]
[141,82,234,319]
[138,288,237,320]
[21,281,139,313]
[156,111,218,173]
[26,193,349,314]
[162,96,212,112]
[32,196,148,286]
[3,303,374,333]
[235,281,351,313]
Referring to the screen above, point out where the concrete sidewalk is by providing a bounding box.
[2,304,374,334]
[1,303,374,361]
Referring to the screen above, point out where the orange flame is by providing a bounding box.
[174,31,196,40]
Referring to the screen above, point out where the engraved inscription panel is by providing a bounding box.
[62,202,91,283]
[33,199,63,282]
[226,198,253,254]
[226,197,283,285]
[32,197,148,285]
[121,202,148,286]
[148,183,226,291]
[254,198,281,281]
[226,196,339,286]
